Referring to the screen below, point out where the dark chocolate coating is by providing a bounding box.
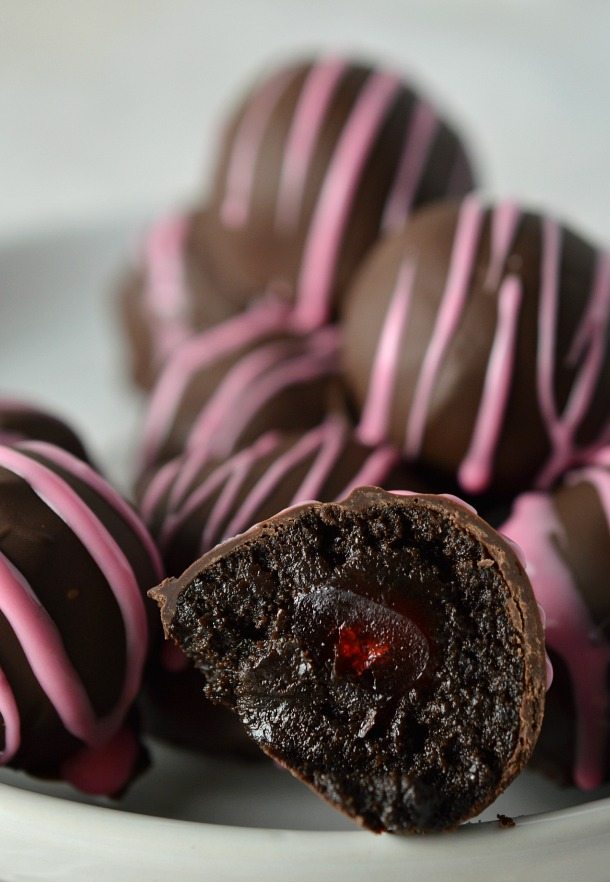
[200,57,476,322]
[138,311,341,476]
[119,210,241,389]
[0,441,161,791]
[150,487,546,833]
[342,198,610,497]
[0,399,89,461]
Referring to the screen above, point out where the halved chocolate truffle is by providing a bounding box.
[150,487,545,833]
[342,197,610,496]
[0,441,163,794]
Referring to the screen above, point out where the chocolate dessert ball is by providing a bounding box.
[138,302,340,475]
[343,197,610,496]
[121,56,476,388]
[150,487,546,833]
[0,441,163,794]
[120,211,241,389]
[199,55,476,328]
[140,414,430,576]
[501,451,610,789]
[0,398,90,460]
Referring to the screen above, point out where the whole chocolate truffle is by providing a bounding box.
[501,450,610,789]
[120,56,476,388]
[138,302,340,475]
[0,398,89,461]
[342,197,610,496]
[120,211,241,389]
[140,414,430,576]
[0,441,163,793]
[199,55,476,328]
[150,487,546,833]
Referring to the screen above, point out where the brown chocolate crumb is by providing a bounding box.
[497,813,516,828]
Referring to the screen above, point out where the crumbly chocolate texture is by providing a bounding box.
[151,487,545,833]
[342,198,610,497]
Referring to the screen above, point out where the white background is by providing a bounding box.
[1,0,610,244]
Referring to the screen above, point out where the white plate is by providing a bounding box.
[1,222,610,881]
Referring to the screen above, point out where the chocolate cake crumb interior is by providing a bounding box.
[164,491,539,833]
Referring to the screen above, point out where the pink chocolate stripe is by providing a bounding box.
[405,195,485,457]
[501,488,610,790]
[0,445,148,743]
[140,456,182,525]
[223,421,341,540]
[458,275,523,493]
[536,248,610,487]
[142,214,191,365]
[22,442,163,581]
[381,100,438,232]
[295,70,402,329]
[338,444,401,497]
[275,57,347,233]
[140,301,291,469]
[290,415,348,502]
[0,552,99,747]
[484,201,521,290]
[357,260,415,445]
[220,66,299,229]
[0,666,20,763]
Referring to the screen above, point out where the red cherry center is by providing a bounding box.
[336,624,391,676]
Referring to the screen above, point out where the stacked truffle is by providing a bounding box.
[4,49,610,836]
[116,53,610,832]
[0,404,163,794]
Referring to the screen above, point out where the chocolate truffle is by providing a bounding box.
[138,302,340,475]
[120,56,476,387]
[342,197,610,496]
[141,414,428,576]
[501,450,610,789]
[0,398,89,461]
[0,441,163,794]
[150,487,546,833]
[198,55,476,328]
[120,211,241,389]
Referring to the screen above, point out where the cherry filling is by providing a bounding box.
[336,625,390,676]
[293,586,429,691]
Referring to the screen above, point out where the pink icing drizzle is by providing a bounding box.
[274,57,348,233]
[140,300,292,470]
[0,664,20,763]
[458,275,523,493]
[60,725,139,796]
[165,325,338,506]
[535,246,610,487]
[22,442,163,582]
[142,213,192,365]
[357,260,415,445]
[404,194,485,457]
[220,66,299,229]
[295,70,402,330]
[381,100,438,232]
[501,485,610,790]
[0,551,102,750]
[161,432,280,551]
[0,445,148,754]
